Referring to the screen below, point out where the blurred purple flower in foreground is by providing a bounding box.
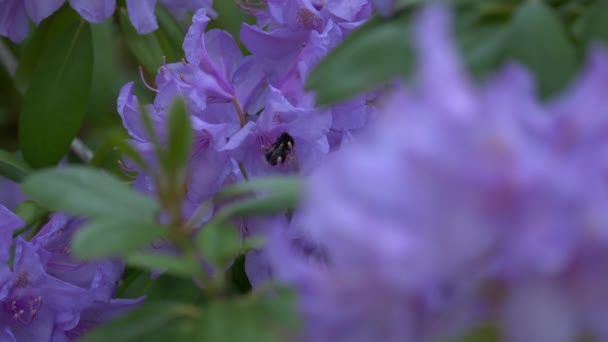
[0,207,141,341]
[0,0,215,43]
[266,4,608,342]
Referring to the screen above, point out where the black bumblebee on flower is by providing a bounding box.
[263,132,295,166]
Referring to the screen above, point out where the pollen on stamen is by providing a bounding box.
[139,66,158,93]
[162,56,194,87]
[296,8,323,30]
[235,0,268,16]
[257,134,273,148]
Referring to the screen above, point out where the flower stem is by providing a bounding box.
[232,97,247,128]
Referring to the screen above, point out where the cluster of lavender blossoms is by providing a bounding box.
[261,5,608,342]
[0,207,141,341]
[0,0,215,43]
[118,1,376,228]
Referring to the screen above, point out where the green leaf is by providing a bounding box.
[72,218,167,259]
[115,269,152,299]
[89,130,148,172]
[155,7,185,61]
[196,290,301,342]
[214,175,302,202]
[212,176,302,222]
[119,9,164,75]
[196,222,242,267]
[13,200,48,229]
[19,21,94,168]
[306,14,413,105]
[505,1,578,98]
[163,98,192,175]
[144,274,206,304]
[14,6,80,94]
[21,166,158,219]
[0,150,31,182]
[78,302,200,342]
[456,16,509,78]
[449,322,499,342]
[126,253,198,278]
[577,0,608,45]
[214,186,301,222]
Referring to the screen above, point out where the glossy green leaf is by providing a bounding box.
[196,290,301,342]
[72,218,167,259]
[14,7,80,94]
[144,274,206,304]
[87,19,129,120]
[214,184,301,222]
[79,302,200,342]
[306,14,413,105]
[456,17,509,78]
[577,0,608,45]
[505,1,578,98]
[119,9,164,75]
[19,21,93,168]
[0,150,31,182]
[197,222,242,267]
[155,7,185,62]
[115,269,151,299]
[164,98,192,175]
[126,253,198,278]
[21,166,158,219]
[214,175,302,201]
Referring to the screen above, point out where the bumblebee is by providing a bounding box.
[264,132,295,166]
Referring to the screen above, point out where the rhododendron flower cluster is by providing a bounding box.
[118,0,377,222]
[0,207,141,341]
[262,4,608,341]
[0,0,215,42]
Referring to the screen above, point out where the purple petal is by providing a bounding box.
[0,205,24,263]
[240,24,306,60]
[183,11,238,100]
[68,0,116,23]
[24,0,64,24]
[233,57,270,115]
[0,0,29,43]
[65,297,145,340]
[117,82,148,141]
[1,328,16,342]
[326,0,369,21]
[126,0,158,34]
[414,4,477,118]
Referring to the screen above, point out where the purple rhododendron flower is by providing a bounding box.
[257,4,608,341]
[0,238,90,341]
[118,1,377,229]
[31,214,125,303]
[0,0,215,42]
[0,206,142,340]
